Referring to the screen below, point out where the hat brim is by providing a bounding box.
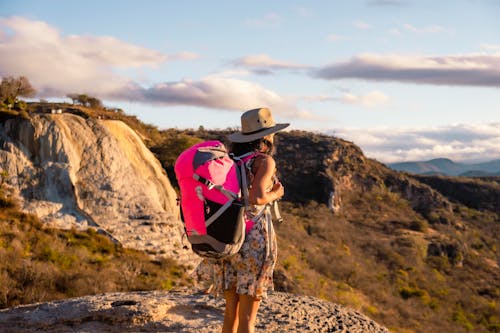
[227,123,289,143]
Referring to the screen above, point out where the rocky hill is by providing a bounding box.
[0,109,391,332]
[412,174,500,215]
[1,106,499,332]
[389,158,500,176]
[274,131,454,221]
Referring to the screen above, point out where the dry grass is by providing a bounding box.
[273,193,499,333]
[0,189,191,309]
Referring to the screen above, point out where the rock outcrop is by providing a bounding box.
[0,289,390,332]
[0,113,194,264]
[276,131,453,220]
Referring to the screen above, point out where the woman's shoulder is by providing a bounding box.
[252,153,275,171]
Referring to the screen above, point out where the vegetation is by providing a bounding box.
[0,76,36,109]
[413,174,500,214]
[149,129,203,188]
[66,93,103,109]
[275,199,498,333]
[0,183,191,309]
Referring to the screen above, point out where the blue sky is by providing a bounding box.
[1,0,499,163]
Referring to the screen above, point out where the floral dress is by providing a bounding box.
[195,156,278,299]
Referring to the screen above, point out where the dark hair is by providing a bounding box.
[230,138,274,157]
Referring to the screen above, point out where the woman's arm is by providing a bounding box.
[248,155,284,205]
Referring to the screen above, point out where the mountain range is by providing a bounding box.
[388,158,500,176]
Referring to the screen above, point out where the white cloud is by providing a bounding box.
[480,44,500,51]
[0,17,304,117]
[314,52,500,87]
[231,54,310,74]
[206,69,253,78]
[297,94,336,103]
[169,51,200,61]
[0,16,198,97]
[341,90,389,107]
[295,109,326,121]
[296,90,389,108]
[115,77,300,117]
[333,123,500,163]
[63,34,167,68]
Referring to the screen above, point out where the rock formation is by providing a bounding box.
[276,131,453,221]
[0,289,389,332]
[0,113,195,264]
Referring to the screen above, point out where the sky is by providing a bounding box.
[1,0,499,163]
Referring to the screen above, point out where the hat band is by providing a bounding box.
[242,125,275,135]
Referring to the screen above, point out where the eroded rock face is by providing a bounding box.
[275,131,453,219]
[0,114,194,264]
[0,290,390,333]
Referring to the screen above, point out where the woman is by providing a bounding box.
[197,107,289,333]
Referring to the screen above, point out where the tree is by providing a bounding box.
[0,76,36,105]
[66,93,103,109]
[66,93,79,104]
[87,96,103,109]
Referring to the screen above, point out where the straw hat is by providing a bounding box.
[228,107,289,143]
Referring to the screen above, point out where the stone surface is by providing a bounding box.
[0,114,195,264]
[0,289,390,332]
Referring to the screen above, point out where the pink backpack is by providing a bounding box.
[174,141,255,259]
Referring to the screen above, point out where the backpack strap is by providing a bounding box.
[204,198,236,228]
[192,173,238,200]
[231,152,258,207]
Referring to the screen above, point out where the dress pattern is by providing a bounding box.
[195,157,278,299]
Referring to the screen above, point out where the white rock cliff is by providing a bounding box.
[0,113,194,264]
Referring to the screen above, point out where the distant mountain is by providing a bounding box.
[388,158,500,176]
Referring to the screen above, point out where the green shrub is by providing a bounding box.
[14,100,27,111]
[399,286,425,299]
[0,201,190,309]
[452,306,474,330]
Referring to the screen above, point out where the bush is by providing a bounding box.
[150,132,202,188]
[399,286,425,299]
[0,198,191,309]
[13,100,27,111]
[452,306,474,330]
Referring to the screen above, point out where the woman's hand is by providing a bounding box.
[271,181,284,201]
